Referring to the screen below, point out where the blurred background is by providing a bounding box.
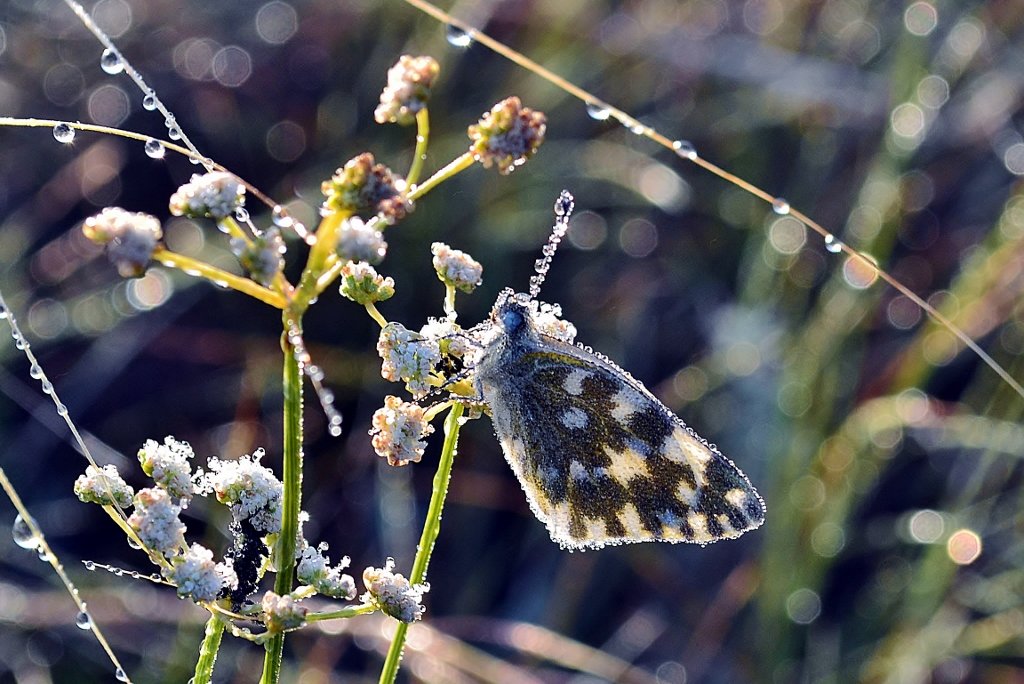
[1,0,1023,682]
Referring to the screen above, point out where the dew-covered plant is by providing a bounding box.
[4,1,1024,683]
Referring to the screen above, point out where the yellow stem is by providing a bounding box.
[152,248,287,309]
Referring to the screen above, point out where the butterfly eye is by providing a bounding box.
[500,307,526,335]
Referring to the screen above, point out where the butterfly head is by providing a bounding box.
[491,289,535,339]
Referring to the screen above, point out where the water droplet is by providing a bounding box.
[127,536,141,549]
[55,403,68,417]
[142,93,158,111]
[41,380,53,395]
[100,49,124,75]
[37,547,51,562]
[83,560,96,571]
[12,514,40,550]
[328,424,342,437]
[824,234,844,253]
[144,138,165,159]
[168,127,181,141]
[52,123,76,144]
[628,122,647,135]
[272,205,294,228]
[772,198,791,215]
[76,610,92,630]
[115,667,129,682]
[445,24,473,47]
[234,207,250,223]
[29,364,43,379]
[586,103,611,121]
[672,140,698,161]
[188,154,201,165]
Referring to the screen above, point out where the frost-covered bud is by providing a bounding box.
[196,449,283,534]
[377,323,441,397]
[375,55,440,126]
[82,207,163,278]
[321,153,411,223]
[533,301,577,343]
[431,242,483,293]
[231,228,285,287]
[74,464,134,508]
[261,591,307,633]
[467,96,546,174]
[296,544,357,599]
[362,558,427,623]
[420,317,472,358]
[169,172,245,220]
[336,217,387,264]
[167,543,238,603]
[339,261,395,305]
[128,487,186,557]
[138,436,195,506]
[369,396,435,466]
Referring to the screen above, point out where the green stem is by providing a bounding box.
[192,614,225,684]
[307,603,378,622]
[365,303,388,328]
[378,402,465,684]
[409,152,475,201]
[260,321,305,684]
[406,109,430,186]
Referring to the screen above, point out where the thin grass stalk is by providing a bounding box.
[378,401,466,684]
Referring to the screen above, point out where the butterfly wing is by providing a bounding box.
[480,336,765,549]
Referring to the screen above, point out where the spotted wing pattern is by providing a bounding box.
[482,338,765,549]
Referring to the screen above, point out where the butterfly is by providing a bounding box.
[467,192,765,550]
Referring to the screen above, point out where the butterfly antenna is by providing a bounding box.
[529,190,575,299]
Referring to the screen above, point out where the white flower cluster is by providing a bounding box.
[336,217,388,264]
[73,464,134,508]
[196,449,283,534]
[431,242,483,293]
[138,436,195,505]
[369,396,435,466]
[82,207,163,277]
[377,322,441,397]
[362,558,428,623]
[167,542,238,602]
[128,487,186,556]
[169,171,245,220]
[296,544,356,599]
[262,591,307,632]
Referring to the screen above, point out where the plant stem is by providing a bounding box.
[307,603,378,622]
[192,614,225,684]
[260,321,305,684]
[153,248,287,309]
[406,109,430,186]
[378,402,465,684]
[409,152,474,201]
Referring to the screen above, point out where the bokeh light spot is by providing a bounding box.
[904,2,938,36]
[87,84,130,126]
[786,588,821,624]
[619,218,658,258]
[842,254,879,289]
[908,509,944,544]
[567,211,607,251]
[769,216,806,255]
[256,1,298,44]
[213,46,252,87]
[946,529,981,565]
[266,120,306,162]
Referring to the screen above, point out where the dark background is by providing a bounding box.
[1,0,1023,682]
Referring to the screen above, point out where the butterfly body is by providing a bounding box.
[472,290,765,550]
